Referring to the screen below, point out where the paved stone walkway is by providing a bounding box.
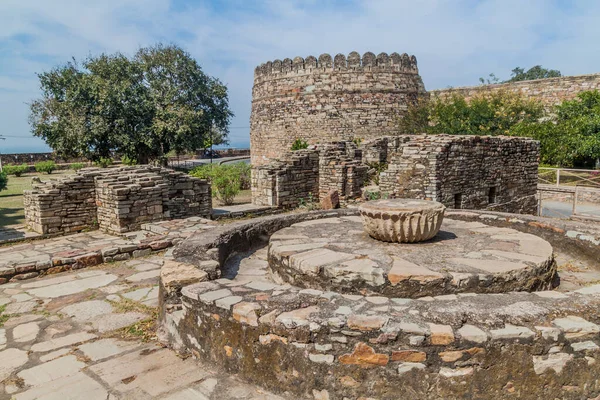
[0,217,216,284]
[0,255,286,400]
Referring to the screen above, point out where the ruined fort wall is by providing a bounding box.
[431,73,600,107]
[250,51,427,166]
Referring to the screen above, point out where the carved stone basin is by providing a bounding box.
[358,199,446,243]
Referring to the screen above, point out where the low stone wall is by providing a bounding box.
[24,166,211,235]
[252,143,370,208]
[0,217,215,285]
[251,150,319,208]
[379,135,539,214]
[0,153,88,165]
[23,171,102,234]
[160,210,600,400]
[318,143,368,201]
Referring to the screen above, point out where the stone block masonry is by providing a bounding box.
[379,135,539,214]
[251,142,369,208]
[250,51,427,166]
[251,149,319,208]
[161,209,600,400]
[251,135,538,215]
[24,166,211,235]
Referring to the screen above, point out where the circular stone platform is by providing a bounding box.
[359,199,445,243]
[267,216,557,297]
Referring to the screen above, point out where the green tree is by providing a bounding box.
[190,164,241,205]
[507,66,562,82]
[29,44,233,165]
[479,66,561,85]
[399,90,543,136]
[511,91,600,167]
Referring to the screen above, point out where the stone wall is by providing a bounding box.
[24,166,211,235]
[23,171,103,235]
[251,142,370,208]
[251,150,319,208]
[318,142,368,201]
[431,73,600,108]
[379,135,539,214]
[250,51,427,166]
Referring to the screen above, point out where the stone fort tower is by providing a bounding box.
[250,51,427,165]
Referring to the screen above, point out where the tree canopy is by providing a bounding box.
[512,91,600,167]
[507,66,562,82]
[398,90,544,136]
[479,65,562,85]
[399,89,600,168]
[29,44,233,164]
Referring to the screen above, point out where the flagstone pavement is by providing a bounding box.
[0,254,288,400]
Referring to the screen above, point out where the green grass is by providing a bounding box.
[211,189,251,207]
[0,171,74,227]
[0,304,9,328]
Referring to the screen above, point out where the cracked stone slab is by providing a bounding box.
[13,372,108,400]
[89,347,209,397]
[78,338,140,361]
[13,321,40,343]
[27,273,118,298]
[553,316,600,339]
[17,355,85,386]
[0,348,29,381]
[60,300,114,322]
[92,312,148,333]
[31,332,97,353]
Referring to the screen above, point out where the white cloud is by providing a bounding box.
[1,0,600,151]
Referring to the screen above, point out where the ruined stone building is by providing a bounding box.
[378,135,539,214]
[24,166,211,235]
[251,135,539,214]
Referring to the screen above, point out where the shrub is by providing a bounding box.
[365,162,388,185]
[121,155,137,166]
[70,162,85,171]
[3,163,29,177]
[511,90,600,167]
[35,160,57,174]
[231,162,251,190]
[297,192,320,210]
[95,157,113,168]
[399,90,543,136]
[0,171,7,191]
[291,138,309,151]
[190,164,240,205]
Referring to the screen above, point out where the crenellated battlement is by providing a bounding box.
[250,50,427,166]
[254,51,418,79]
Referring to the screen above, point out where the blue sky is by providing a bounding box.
[0,0,599,153]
